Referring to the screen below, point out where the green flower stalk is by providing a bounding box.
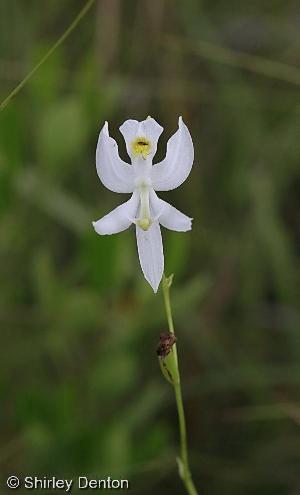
[159,274,199,495]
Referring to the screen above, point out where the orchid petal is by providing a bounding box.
[151,117,194,191]
[93,192,139,235]
[120,117,163,158]
[150,190,192,231]
[136,222,164,292]
[96,122,134,193]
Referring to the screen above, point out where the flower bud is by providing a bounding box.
[157,332,179,385]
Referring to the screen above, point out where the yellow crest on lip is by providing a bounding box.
[131,136,151,158]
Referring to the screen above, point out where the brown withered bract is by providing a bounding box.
[157,332,177,358]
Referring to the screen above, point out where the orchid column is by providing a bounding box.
[93,116,198,494]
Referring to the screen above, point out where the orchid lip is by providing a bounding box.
[131,136,151,158]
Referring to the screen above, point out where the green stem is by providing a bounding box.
[162,274,199,495]
[0,0,95,112]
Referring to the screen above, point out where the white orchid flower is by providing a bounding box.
[92,116,194,292]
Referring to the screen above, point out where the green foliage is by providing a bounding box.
[0,1,300,493]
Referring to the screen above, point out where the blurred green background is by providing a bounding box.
[1,0,300,493]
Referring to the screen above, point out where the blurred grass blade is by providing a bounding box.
[0,0,95,112]
[166,35,300,86]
